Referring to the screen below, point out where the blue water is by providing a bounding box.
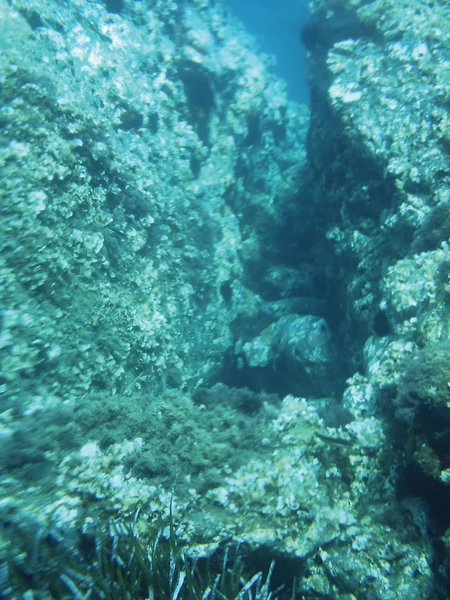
[225,0,310,103]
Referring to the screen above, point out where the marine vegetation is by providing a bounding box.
[1,506,281,600]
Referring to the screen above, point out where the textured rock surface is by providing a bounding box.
[303,0,450,595]
[0,0,307,405]
[306,0,450,355]
[2,0,450,597]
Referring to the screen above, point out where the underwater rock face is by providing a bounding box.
[242,313,337,396]
[304,0,450,595]
[0,0,307,404]
[2,0,450,597]
[307,0,450,353]
[271,313,332,371]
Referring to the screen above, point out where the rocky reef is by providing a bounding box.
[1,0,450,597]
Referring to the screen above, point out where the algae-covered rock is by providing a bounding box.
[0,0,306,407]
[242,313,338,396]
[27,392,431,599]
[305,0,450,361]
[2,0,450,596]
[301,0,450,594]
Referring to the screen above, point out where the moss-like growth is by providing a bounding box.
[0,386,279,494]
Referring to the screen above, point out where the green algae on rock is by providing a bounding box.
[2,0,450,597]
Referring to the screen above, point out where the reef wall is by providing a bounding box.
[0,0,306,404]
[2,0,450,597]
[304,0,450,594]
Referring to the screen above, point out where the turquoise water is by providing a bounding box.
[225,0,310,103]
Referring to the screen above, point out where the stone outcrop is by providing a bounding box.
[2,0,450,597]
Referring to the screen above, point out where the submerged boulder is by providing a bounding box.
[242,313,337,396]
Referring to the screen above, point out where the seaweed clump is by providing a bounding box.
[192,383,278,415]
[1,509,280,599]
